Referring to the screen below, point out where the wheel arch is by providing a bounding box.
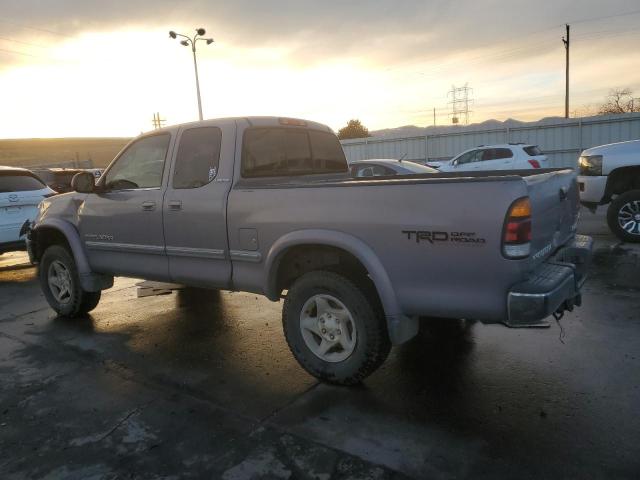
[603,166,640,203]
[31,218,112,292]
[264,229,418,344]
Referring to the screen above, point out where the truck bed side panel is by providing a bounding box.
[227,178,532,321]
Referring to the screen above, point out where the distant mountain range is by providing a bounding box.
[367,116,572,139]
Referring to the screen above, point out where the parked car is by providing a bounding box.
[578,139,640,242]
[26,117,591,385]
[350,159,438,177]
[32,168,85,193]
[431,144,549,172]
[1,167,56,254]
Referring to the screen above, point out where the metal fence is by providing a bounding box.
[340,112,640,168]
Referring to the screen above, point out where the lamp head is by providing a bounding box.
[206,38,214,45]
[180,40,189,46]
[196,28,206,36]
[169,30,177,39]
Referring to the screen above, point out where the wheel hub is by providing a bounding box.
[48,260,73,304]
[618,200,640,236]
[299,294,357,363]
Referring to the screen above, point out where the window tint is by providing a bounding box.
[482,148,513,161]
[0,173,46,193]
[524,145,543,156]
[173,127,222,189]
[103,134,170,190]
[242,128,347,177]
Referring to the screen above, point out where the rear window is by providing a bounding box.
[523,146,543,156]
[0,173,47,193]
[242,128,347,178]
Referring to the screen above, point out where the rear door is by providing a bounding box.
[162,122,235,288]
[477,148,515,171]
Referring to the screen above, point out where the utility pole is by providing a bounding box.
[433,107,436,126]
[563,24,570,118]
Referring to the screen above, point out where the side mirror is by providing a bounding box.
[71,172,96,193]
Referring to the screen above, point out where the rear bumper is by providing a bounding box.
[505,235,593,327]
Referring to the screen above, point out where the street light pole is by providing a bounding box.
[169,28,214,121]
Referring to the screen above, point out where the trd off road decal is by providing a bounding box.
[402,230,486,245]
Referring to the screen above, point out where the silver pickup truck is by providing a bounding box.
[26,117,592,385]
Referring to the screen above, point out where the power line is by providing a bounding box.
[0,18,72,38]
[0,47,38,58]
[0,35,48,48]
[567,8,640,26]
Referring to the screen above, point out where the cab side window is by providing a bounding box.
[173,127,222,189]
[103,134,170,190]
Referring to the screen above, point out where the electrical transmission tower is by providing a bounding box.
[151,112,166,129]
[447,84,473,125]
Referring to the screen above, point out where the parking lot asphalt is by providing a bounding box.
[1,208,639,479]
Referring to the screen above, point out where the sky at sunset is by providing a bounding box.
[1,0,640,138]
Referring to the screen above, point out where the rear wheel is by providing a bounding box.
[282,271,390,385]
[39,245,101,317]
[607,190,640,243]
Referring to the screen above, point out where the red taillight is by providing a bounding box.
[528,159,541,168]
[503,197,531,259]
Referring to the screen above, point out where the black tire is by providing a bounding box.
[39,245,101,317]
[283,271,391,385]
[606,190,640,243]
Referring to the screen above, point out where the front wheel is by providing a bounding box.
[607,190,640,243]
[282,271,391,385]
[39,245,101,317]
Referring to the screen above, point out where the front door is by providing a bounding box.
[162,123,234,288]
[78,133,172,280]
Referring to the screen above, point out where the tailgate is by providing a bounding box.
[524,169,579,267]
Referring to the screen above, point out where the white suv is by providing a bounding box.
[1,167,56,254]
[431,144,549,172]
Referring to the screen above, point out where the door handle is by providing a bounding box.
[141,201,156,211]
[168,200,182,211]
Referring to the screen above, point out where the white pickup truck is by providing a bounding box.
[578,139,640,242]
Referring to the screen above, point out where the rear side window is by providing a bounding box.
[482,148,513,161]
[173,127,222,189]
[0,173,46,193]
[242,128,347,177]
[523,146,543,156]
